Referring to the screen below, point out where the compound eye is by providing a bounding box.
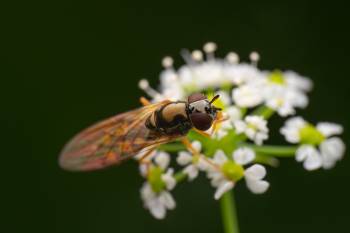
[190,112,213,131]
[188,93,207,104]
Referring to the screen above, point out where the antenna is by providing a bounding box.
[209,94,220,104]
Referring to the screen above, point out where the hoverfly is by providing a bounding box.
[59,93,221,171]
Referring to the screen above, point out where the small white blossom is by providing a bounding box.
[161,168,176,190]
[280,117,307,143]
[137,151,171,177]
[316,122,343,137]
[319,137,345,169]
[281,117,345,170]
[234,116,269,145]
[233,84,264,108]
[264,86,308,117]
[154,151,171,169]
[233,147,256,165]
[176,141,208,181]
[244,164,270,194]
[140,183,176,219]
[226,106,242,123]
[283,71,313,92]
[296,145,322,170]
[214,181,235,200]
[223,63,262,86]
[207,149,269,200]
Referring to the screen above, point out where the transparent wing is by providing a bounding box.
[59,100,180,171]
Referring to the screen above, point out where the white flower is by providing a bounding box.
[234,115,269,145]
[264,86,308,117]
[214,180,235,200]
[206,149,268,200]
[138,151,171,177]
[154,151,171,169]
[319,137,345,169]
[178,61,228,91]
[233,147,256,165]
[260,71,311,117]
[281,117,346,170]
[161,168,176,190]
[176,141,208,180]
[244,164,270,194]
[296,145,322,170]
[283,71,313,92]
[226,106,242,123]
[233,84,264,108]
[280,117,307,143]
[140,183,176,219]
[223,63,262,86]
[316,122,343,137]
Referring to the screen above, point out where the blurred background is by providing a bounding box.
[2,1,350,233]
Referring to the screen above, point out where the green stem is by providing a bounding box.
[220,190,239,233]
[252,105,275,119]
[241,143,298,157]
[174,172,187,183]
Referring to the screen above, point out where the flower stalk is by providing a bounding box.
[220,190,239,233]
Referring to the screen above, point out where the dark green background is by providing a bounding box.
[2,1,350,233]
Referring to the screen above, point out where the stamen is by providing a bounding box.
[191,50,203,62]
[162,56,174,69]
[249,51,260,67]
[203,42,217,60]
[138,79,160,98]
[180,49,196,66]
[226,52,239,64]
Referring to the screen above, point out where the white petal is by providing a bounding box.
[295,145,313,162]
[183,164,199,181]
[197,157,210,171]
[192,140,202,152]
[316,122,343,137]
[214,181,235,200]
[320,137,345,169]
[177,151,192,166]
[303,149,322,171]
[207,171,225,187]
[245,127,256,139]
[213,150,228,165]
[234,120,246,134]
[233,147,256,165]
[154,151,170,169]
[280,117,306,143]
[148,199,166,219]
[226,106,242,122]
[244,164,267,180]
[161,169,176,190]
[233,84,264,108]
[140,183,155,201]
[246,179,269,194]
[139,164,148,177]
[159,191,176,210]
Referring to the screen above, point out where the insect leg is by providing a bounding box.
[180,137,219,169]
[181,137,200,155]
[210,112,229,136]
[140,97,151,106]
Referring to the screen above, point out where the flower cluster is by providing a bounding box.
[137,42,346,219]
